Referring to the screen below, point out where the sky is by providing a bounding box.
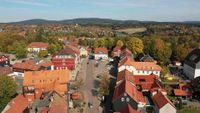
[0,0,200,22]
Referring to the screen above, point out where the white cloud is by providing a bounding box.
[4,0,53,7]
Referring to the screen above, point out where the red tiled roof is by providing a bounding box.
[12,60,39,71]
[23,70,70,95]
[0,67,12,75]
[119,104,139,113]
[65,45,80,55]
[117,70,161,91]
[113,46,121,52]
[118,56,135,67]
[113,80,146,104]
[27,42,49,48]
[94,47,108,54]
[5,94,29,113]
[152,92,175,109]
[174,83,192,96]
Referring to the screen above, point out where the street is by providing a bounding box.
[80,59,108,113]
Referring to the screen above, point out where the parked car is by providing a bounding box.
[88,102,93,108]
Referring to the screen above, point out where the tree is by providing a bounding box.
[176,44,189,61]
[0,76,17,111]
[127,37,144,56]
[116,40,124,48]
[74,78,84,90]
[161,66,170,78]
[98,73,110,97]
[48,44,57,54]
[38,50,48,58]
[10,41,27,59]
[93,38,106,48]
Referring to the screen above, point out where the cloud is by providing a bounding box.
[4,0,52,7]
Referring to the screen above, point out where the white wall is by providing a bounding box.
[118,65,160,77]
[27,47,47,53]
[159,103,176,113]
[194,69,200,78]
[94,54,108,60]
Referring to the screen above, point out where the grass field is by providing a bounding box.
[116,27,147,34]
[178,106,200,113]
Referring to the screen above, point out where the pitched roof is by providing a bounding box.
[57,45,80,57]
[27,42,49,48]
[119,104,139,113]
[113,80,146,104]
[174,83,192,96]
[12,60,39,71]
[94,47,108,54]
[113,46,121,52]
[184,48,200,68]
[117,71,161,91]
[118,56,135,67]
[0,67,12,75]
[4,94,29,113]
[152,92,175,109]
[23,70,70,95]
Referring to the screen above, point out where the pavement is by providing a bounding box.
[78,59,109,113]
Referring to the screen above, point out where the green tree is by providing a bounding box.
[98,73,110,97]
[0,76,17,111]
[116,40,124,48]
[48,44,57,54]
[176,44,189,61]
[38,50,48,58]
[127,37,144,56]
[74,78,84,90]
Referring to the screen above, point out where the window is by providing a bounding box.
[39,80,42,83]
[126,97,130,102]
[121,97,125,102]
[124,93,127,96]
[139,79,146,82]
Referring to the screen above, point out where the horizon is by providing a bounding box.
[0,0,200,22]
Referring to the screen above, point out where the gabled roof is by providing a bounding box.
[0,67,12,75]
[118,56,135,67]
[152,92,175,109]
[184,48,200,68]
[4,94,29,113]
[113,80,146,104]
[117,70,133,83]
[113,46,121,52]
[12,60,39,71]
[94,47,108,54]
[120,48,132,58]
[23,70,70,95]
[57,45,80,57]
[174,83,192,96]
[119,104,139,113]
[27,42,49,48]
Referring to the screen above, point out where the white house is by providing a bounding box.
[183,48,200,79]
[118,57,161,77]
[27,42,49,53]
[152,91,176,113]
[94,47,108,60]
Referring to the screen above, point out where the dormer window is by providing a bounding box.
[126,97,130,102]
[121,97,125,102]
[124,93,127,96]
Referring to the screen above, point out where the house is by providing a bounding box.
[0,55,10,67]
[113,46,121,57]
[52,45,80,70]
[117,104,139,113]
[174,83,192,98]
[118,57,162,77]
[27,42,49,53]
[30,91,68,113]
[23,70,70,96]
[112,80,146,112]
[183,48,200,79]
[0,67,12,75]
[120,48,132,59]
[94,47,108,60]
[116,70,162,92]
[137,53,155,62]
[2,94,29,113]
[12,60,52,77]
[152,91,176,113]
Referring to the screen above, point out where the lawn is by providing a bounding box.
[178,106,200,113]
[116,27,147,34]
